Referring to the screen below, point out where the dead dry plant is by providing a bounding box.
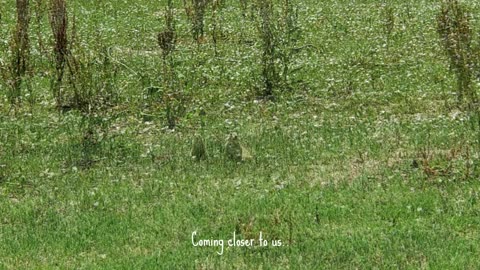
[49,0,68,107]
[4,0,31,107]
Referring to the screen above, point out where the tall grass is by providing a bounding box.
[437,0,480,171]
[257,0,277,98]
[437,0,477,108]
[255,0,301,98]
[158,0,176,62]
[48,0,118,112]
[278,0,300,88]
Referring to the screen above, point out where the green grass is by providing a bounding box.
[1,0,480,268]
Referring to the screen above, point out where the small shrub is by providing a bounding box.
[68,46,119,113]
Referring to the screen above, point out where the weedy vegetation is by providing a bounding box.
[184,0,208,45]
[437,0,480,156]
[437,0,477,107]
[49,0,68,108]
[1,0,31,109]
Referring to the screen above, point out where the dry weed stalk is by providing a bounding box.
[33,0,48,57]
[183,0,207,43]
[49,0,68,106]
[157,0,176,61]
[158,0,182,130]
[279,0,300,86]
[6,0,31,106]
[258,0,277,98]
[157,0,177,93]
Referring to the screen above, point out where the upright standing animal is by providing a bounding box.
[225,132,242,162]
[191,134,206,161]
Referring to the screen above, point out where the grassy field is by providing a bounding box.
[1,0,480,268]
